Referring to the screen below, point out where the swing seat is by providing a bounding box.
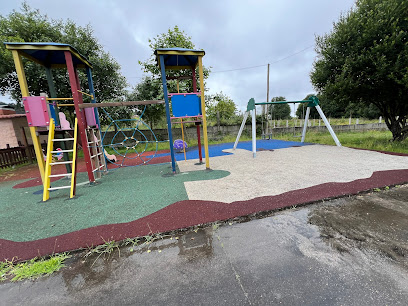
[172,95,202,117]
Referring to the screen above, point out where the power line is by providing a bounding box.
[268,45,314,65]
[212,64,267,73]
[211,45,314,74]
[126,45,314,78]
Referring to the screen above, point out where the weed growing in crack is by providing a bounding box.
[0,253,71,282]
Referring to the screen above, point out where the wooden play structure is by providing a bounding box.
[5,43,211,201]
[234,96,341,157]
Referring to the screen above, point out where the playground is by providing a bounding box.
[1,42,408,262]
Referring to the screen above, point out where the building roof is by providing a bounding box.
[155,48,205,70]
[4,42,92,68]
[0,114,26,119]
[0,105,14,109]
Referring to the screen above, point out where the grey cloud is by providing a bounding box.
[1,0,355,108]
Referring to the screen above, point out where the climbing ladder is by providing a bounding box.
[43,118,78,201]
[86,127,107,179]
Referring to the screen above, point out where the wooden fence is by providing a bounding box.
[0,145,46,169]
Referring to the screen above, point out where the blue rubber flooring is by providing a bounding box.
[152,139,312,161]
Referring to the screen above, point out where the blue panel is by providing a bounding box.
[4,42,90,66]
[154,48,204,67]
[48,104,58,126]
[172,95,202,117]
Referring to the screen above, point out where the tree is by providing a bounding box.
[135,26,211,126]
[311,0,408,141]
[206,92,237,121]
[296,94,381,119]
[138,25,211,94]
[0,3,127,116]
[126,76,165,128]
[268,96,291,120]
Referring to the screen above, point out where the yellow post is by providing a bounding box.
[11,50,46,183]
[70,118,78,198]
[180,118,187,161]
[198,56,210,169]
[43,118,55,201]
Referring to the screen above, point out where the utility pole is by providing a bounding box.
[267,63,270,103]
[264,63,270,136]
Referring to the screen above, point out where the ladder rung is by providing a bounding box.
[53,138,74,142]
[92,165,105,172]
[50,161,73,165]
[51,149,73,153]
[49,173,72,178]
[48,185,72,191]
[91,152,103,158]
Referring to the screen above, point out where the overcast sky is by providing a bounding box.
[1,0,356,112]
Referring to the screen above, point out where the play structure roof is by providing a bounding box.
[155,48,205,70]
[4,42,92,68]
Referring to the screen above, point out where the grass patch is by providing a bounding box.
[273,130,408,154]
[0,253,71,282]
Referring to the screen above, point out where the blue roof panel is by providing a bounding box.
[4,42,91,67]
[155,47,205,68]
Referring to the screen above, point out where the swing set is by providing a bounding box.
[234,95,341,157]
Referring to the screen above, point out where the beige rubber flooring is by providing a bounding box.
[177,145,408,203]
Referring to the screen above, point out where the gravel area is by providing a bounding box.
[177,145,408,203]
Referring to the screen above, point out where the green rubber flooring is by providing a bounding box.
[0,164,229,242]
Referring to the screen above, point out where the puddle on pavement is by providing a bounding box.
[58,227,215,292]
[309,193,408,268]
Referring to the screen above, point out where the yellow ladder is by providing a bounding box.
[43,118,78,201]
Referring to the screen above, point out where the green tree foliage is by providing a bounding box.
[0,3,128,122]
[296,94,381,119]
[267,96,291,120]
[126,76,165,128]
[136,25,211,126]
[295,94,327,119]
[206,92,237,121]
[311,0,408,141]
[138,25,210,94]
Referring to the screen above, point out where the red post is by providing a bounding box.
[64,51,95,183]
[192,67,197,93]
[192,67,202,163]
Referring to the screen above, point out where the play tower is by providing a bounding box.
[5,42,106,200]
[155,47,210,171]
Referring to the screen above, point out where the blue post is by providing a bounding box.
[159,55,176,173]
[86,67,100,126]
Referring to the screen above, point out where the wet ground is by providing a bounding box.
[1,186,407,305]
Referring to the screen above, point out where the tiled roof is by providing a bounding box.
[0,114,26,119]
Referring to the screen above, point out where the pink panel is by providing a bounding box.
[85,107,96,126]
[22,96,50,127]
